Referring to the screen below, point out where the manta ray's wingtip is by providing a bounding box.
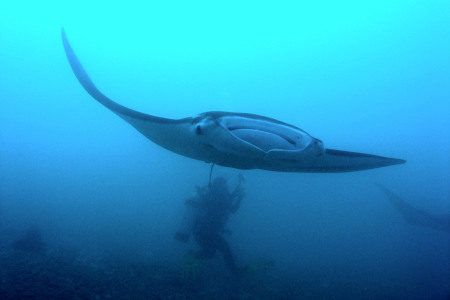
[61,27,67,41]
[379,157,406,168]
[322,149,406,172]
[374,182,389,191]
[389,157,406,166]
[61,27,70,51]
[393,158,406,168]
[61,30,174,124]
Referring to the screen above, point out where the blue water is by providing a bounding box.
[1,1,449,299]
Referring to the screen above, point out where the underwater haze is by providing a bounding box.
[1,1,449,299]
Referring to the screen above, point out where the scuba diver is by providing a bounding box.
[175,175,246,276]
[376,183,450,234]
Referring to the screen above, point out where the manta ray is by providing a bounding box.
[62,29,405,173]
[376,184,450,233]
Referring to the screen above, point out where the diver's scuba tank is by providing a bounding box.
[174,186,206,243]
[174,199,197,243]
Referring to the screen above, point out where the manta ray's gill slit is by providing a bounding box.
[221,116,310,148]
[228,127,297,146]
[229,128,299,152]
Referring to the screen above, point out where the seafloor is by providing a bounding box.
[0,242,421,300]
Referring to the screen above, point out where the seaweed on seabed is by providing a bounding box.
[11,226,46,253]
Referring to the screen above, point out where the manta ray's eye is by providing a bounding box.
[196,125,203,135]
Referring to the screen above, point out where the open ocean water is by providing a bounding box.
[1,1,449,299]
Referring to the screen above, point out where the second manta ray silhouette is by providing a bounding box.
[62,29,405,173]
